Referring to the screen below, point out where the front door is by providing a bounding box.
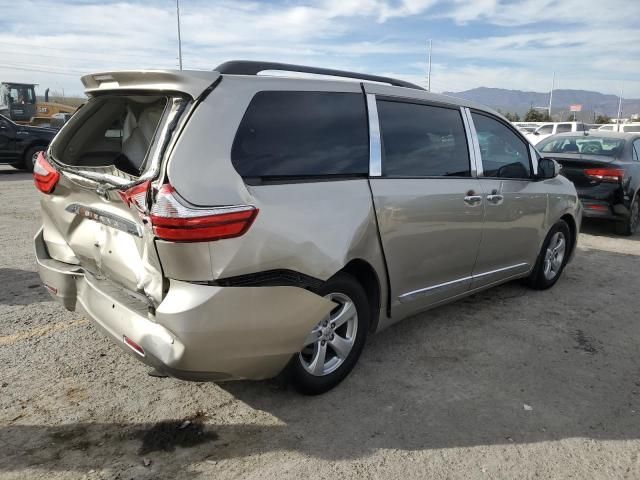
[468,111,547,288]
[368,97,484,317]
[0,117,17,162]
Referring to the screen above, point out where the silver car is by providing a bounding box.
[34,61,582,394]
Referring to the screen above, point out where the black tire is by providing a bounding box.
[527,220,571,290]
[287,272,369,395]
[615,194,639,236]
[22,146,43,173]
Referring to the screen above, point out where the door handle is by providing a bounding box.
[486,194,504,205]
[464,195,483,206]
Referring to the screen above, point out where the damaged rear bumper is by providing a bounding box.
[34,228,335,381]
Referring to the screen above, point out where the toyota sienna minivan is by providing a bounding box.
[34,61,582,394]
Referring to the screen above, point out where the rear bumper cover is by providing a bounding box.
[34,228,334,381]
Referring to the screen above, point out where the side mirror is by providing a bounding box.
[533,130,539,135]
[538,157,561,179]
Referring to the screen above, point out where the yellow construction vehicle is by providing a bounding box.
[0,82,77,127]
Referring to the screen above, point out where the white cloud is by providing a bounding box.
[0,0,638,97]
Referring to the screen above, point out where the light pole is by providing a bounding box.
[176,0,183,70]
[427,39,432,92]
[547,71,555,119]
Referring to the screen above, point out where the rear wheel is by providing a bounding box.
[615,194,639,236]
[288,273,369,395]
[22,146,42,173]
[527,220,571,290]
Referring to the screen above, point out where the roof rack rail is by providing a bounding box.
[214,60,425,91]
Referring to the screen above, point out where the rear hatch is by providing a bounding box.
[38,70,219,306]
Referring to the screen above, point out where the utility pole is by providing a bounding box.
[616,84,624,130]
[427,39,432,92]
[176,0,183,70]
[548,71,555,119]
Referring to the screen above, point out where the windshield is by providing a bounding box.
[7,85,36,105]
[538,136,625,157]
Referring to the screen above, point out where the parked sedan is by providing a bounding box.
[537,132,640,235]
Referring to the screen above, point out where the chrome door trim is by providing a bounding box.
[65,204,144,237]
[472,262,530,279]
[463,107,484,176]
[461,107,479,177]
[398,275,471,303]
[366,93,382,177]
[397,262,530,303]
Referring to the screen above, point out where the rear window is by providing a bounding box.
[376,100,470,177]
[538,136,625,157]
[231,91,369,179]
[51,95,168,176]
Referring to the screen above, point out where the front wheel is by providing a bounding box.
[527,220,571,290]
[288,273,369,395]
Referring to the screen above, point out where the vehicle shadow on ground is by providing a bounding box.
[1,249,639,476]
[581,218,640,241]
[0,268,50,305]
[0,168,30,181]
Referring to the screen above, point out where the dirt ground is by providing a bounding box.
[1,165,640,479]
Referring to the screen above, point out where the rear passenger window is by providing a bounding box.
[232,91,368,178]
[376,100,470,177]
[471,112,531,179]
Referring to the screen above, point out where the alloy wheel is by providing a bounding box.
[543,231,566,280]
[299,292,358,377]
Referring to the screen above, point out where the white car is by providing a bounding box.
[524,122,588,145]
[597,123,640,133]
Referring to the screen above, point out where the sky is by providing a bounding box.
[0,0,638,98]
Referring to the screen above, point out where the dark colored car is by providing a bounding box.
[0,114,57,172]
[537,132,640,235]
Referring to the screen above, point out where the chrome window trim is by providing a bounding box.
[398,262,530,303]
[530,144,539,174]
[462,107,484,177]
[461,107,479,177]
[366,93,382,177]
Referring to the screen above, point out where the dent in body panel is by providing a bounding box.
[38,178,165,306]
[156,281,336,379]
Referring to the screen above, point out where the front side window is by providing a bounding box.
[633,140,640,161]
[537,124,553,134]
[232,91,369,178]
[471,112,531,179]
[376,100,470,177]
[556,123,572,133]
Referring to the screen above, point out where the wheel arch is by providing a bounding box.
[560,213,577,258]
[22,141,48,164]
[338,259,382,333]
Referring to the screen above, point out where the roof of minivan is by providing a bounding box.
[80,66,503,119]
[81,70,220,99]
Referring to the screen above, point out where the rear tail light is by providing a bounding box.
[33,152,60,193]
[118,180,150,212]
[149,184,258,242]
[584,168,625,182]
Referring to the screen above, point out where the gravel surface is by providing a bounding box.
[1,165,640,479]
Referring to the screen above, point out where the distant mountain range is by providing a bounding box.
[443,87,640,120]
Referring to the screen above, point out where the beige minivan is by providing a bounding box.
[34,61,582,394]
